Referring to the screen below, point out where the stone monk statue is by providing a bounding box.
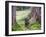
[25,7,41,27]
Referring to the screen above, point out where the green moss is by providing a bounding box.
[12,22,26,31]
[28,21,41,30]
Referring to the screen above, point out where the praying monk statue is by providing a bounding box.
[25,7,41,27]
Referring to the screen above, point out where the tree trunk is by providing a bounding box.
[12,6,16,25]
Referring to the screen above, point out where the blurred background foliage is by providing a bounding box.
[16,6,30,11]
